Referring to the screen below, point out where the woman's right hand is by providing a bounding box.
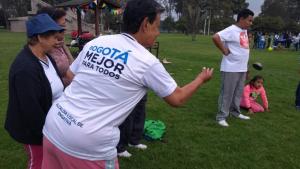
[198,67,214,84]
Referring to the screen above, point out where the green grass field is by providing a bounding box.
[1,29,300,169]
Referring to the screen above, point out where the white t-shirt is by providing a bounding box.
[217,25,250,72]
[40,57,64,102]
[43,34,177,160]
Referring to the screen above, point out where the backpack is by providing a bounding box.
[144,120,166,141]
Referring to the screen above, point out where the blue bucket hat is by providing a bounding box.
[26,13,64,38]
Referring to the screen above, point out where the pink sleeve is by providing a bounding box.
[242,85,251,108]
[260,86,268,109]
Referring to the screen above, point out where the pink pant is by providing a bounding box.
[240,100,265,113]
[42,137,119,169]
[24,144,43,169]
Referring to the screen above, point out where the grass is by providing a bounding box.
[0,30,27,169]
[1,29,300,169]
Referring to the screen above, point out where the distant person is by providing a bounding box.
[266,33,272,48]
[285,32,292,48]
[212,9,254,127]
[240,75,269,113]
[247,31,253,47]
[273,33,280,48]
[4,14,64,169]
[41,0,213,168]
[281,33,287,48]
[117,95,148,158]
[252,32,258,49]
[259,33,266,49]
[37,7,74,86]
[292,32,299,51]
[297,33,300,110]
[296,83,300,110]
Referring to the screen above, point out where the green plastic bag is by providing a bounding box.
[144,120,166,141]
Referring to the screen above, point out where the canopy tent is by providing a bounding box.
[55,0,122,36]
[55,0,121,8]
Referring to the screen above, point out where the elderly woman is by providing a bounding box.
[5,14,64,169]
[37,7,74,86]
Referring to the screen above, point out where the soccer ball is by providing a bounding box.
[268,46,273,51]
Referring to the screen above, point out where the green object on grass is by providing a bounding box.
[144,120,166,141]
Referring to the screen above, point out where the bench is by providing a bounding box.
[148,41,159,58]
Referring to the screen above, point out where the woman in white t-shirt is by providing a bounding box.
[37,7,75,86]
[41,1,213,169]
[5,14,64,169]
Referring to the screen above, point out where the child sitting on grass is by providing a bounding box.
[240,75,269,113]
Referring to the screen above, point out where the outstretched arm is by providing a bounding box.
[64,68,75,84]
[163,68,213,107]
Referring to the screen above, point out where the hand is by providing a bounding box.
[197,67,214,84]
[222,48,230,56]
[265,108,269,112]
[55,40,64,48]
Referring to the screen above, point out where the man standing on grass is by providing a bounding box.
[212,9,254,127]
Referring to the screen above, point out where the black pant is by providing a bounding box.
[117,94,147,153]
[294,43,299,51]
[296,82,300,106]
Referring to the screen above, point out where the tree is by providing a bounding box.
[260,0,300,23]
[0,0,30,29]
[0,8,5,27]
[260,0,288,19]
[284,21,300,33]
[252,16,285,32]
[161,16,175,33]
[182,0,209,41]
[175,16,187,34]
[198,0,248,35]
[230,0,249,16]
[259,0,300,32]
[172,0,248,39]
[1,0,30,17]
[158,0,176,18]
[174,0,183,17]
[210,17,235,33]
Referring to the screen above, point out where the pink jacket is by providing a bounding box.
[48,45,74,86]
[240,84,268,109]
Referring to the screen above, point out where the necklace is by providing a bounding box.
[39,56,49,67]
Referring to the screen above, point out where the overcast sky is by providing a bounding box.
[165,0,265,20]
[246,0,265,16]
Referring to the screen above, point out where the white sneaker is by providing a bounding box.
[217,120,229,127]
[237,114,250,120]
[117,150,132,158]
[128,144,147,150]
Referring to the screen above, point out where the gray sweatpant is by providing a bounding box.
[216,72,246,121]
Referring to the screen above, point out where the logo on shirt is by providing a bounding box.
[250,91,259,99]
[81,45,131,80]
[56,103,84,128]
[240,32,249,49]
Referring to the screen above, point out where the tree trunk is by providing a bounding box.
[185,1,202,41]
[3,10,10,29]
[191,33,196,41]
